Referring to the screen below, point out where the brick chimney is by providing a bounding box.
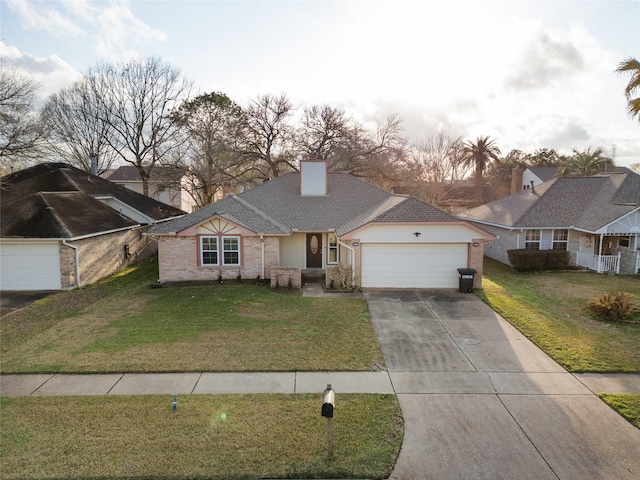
[300,159,327,195]
[511,167,523,194]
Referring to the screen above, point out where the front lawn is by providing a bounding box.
[0,257,384,374]
[0,394,403,480]
[477,258,640,373]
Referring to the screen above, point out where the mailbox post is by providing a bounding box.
[321,384,335,458]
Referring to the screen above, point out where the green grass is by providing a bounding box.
[0,394,403,480]
[1,257,384,374]
[477,258,640,373]
[599,394,640,428]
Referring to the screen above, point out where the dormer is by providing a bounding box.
[300,159,327,196]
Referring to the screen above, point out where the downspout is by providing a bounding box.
[338,240,356,283]
[260,233,265,280]
[62,240,81,288]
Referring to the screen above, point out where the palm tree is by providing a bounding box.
[461,135,501,204]
[557,147,611,176]
[615,57,640,122]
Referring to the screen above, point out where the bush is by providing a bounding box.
[588,292,639,322]
[507,249,546,271]
[507,249,570,271]
[334,264,357,292]
[544,250,570,269]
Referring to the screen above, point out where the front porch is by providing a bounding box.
[576,252,621,274]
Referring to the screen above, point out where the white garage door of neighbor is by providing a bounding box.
[0,243,61,290]
[361,243,467,288]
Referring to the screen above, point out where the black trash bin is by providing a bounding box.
[457,268,476,293]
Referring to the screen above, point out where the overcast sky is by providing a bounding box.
[1,0,639,167]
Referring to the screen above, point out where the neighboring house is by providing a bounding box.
[516,165,633,193]
[521,166,558,191]
[392,179,490,214]
[106,165,198,213]
[148,160,495,290]
[0,163,185,291]
[461,172,640,275]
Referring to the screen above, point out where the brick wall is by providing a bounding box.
[270,267,301,289]
[469,238,485,289]
[158,235,279,283]
[60,226,157,289]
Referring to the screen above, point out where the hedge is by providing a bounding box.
[507,249,570,271]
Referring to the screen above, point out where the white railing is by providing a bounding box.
[576,252,621,274]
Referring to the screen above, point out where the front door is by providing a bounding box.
[306,233,323,268]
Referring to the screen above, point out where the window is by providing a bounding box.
[328,232,338,264]
[223,237,240,265]
[525,230,541,250]
[201,237,218,265]
[619,236,630,248]
[553,229,568,250]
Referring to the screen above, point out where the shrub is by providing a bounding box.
[335,264,357,292]
[544,250,570,269]
[507,249,570,271]
[588,292,639,322]
[507,249,546,271]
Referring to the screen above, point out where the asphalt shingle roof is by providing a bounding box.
[150,169,464,236]
[462,173,640,232]
[1,163,185,239]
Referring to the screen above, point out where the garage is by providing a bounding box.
[361,243,467,288]
[0,243,61,291]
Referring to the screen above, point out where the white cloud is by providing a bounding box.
[0,41,80,102]
[6,0,167,61]
[88,1,167,61]
[5,0,84,37]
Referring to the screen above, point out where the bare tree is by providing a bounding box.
[40,78,118,174]
[405,130,468,204]
[335,114,408,189]
[238,93,295,180]
[87,56,192,195]
[0,61,47,172]
[294,104,351,163]
[170,92,252,207]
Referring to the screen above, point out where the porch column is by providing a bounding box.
[598,233,604,273]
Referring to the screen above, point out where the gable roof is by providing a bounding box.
[526,166,558,183]
[462,173,640,232]
[1,163,185,239]
[150,169,468,237]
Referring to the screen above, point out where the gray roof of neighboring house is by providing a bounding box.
[1,163,185,239]
[462,173,640,232]
[526,166,558,183]
[149,170,464,236]
[106,165,188,182]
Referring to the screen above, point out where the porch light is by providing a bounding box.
[414,232,421,237]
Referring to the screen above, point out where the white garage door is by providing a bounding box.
[361,243,468,288]
[0,243,61,290]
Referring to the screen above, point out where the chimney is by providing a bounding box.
[90,152,97,176]
[511,167,523,194]
[300,159,327,195]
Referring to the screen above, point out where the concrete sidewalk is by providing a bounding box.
[2,370,639,397]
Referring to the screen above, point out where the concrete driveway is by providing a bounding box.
[364,289,640,480]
